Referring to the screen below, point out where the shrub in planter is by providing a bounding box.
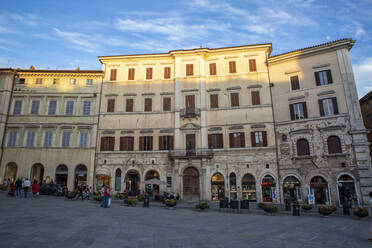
[302,204,313,211]
[196,202,210,210]
[114,193,124,200]
[137,194,145,202]
[318,205,337,216]
[165,199,177,208]
[0,184,8,191]
[257,202,267,209]
[263,205,278,214]
[353,207,369,219]
[93,195,102,202]
[124,198,138,206]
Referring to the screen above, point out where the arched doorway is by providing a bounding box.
[74,164,87,188]
[211,172,224,201]
[4,162,17,184]
[229,172,237,199]
[55,164,68,187]
[183,167,199,201]
[145,170,159,197]
[31,163,44,184]
[262,175,276,202]
[310,176,329,204]
[115,169,121,191]
[125,170,140,196]
[242,173,256,201]
[283,176,301,202]
[337,174,357,206]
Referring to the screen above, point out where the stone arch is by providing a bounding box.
[74,164,87,188]
[336,172,358,206]
[211,172,225,201]
[55,164,68,187]
[124,169,141,196]
[282,174,302,202]
[241,173,257,202]
[261,174,276,202]
[310,175,330,205]
[30,163,44,184]
[4,162,17,184]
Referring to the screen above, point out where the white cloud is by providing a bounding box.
[354,57,372,97]
[356,27,366,37]
[188,0,246,16]
[53,28,99,53]
[244,25,275,35]
[9,13,38,26]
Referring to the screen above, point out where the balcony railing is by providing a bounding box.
[180,108,200,118]
[168,148,214,160]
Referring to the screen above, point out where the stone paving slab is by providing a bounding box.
[0,194,371,248]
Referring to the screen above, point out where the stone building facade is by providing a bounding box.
[0,68,103,190]
[96,44,278,202]
[269,39,372,205]
[359,91,372,160]
[0,69,15,172]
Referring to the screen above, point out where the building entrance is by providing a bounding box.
[211,173,224,201]
[55,164,68,187]
[31,163,44,184]
[183,167,199,201]
[125,170,140,196]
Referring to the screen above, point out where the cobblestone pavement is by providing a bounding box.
[0,194,371,248]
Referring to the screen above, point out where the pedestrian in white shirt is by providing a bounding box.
[23,178,30,198]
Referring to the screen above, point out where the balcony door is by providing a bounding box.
[185,95,195,114]
[186,133,196,155]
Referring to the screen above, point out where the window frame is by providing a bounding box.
[230,92,240,108]
[30,99,40,115]
[144,97,153,112]
[79,131,89,148]
[86,79,93,86]
[82,100,91,116]
[61,131,71,147]
[7,130,18,147]
[13,99,23,115]
[43,130,54,147]
[70,78,77,85]
[107,98,115,113]
[228,61,237,74]
[48,99,57,115]
[290,75,300,91]
[65,100,75,116]
[25,130,36,147]
[296,138,310,156]
[186,64,194,77]
[162,96,172,112]
[145,67,153,80]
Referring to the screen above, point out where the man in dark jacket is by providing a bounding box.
[15,178,22,197]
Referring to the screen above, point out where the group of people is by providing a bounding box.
[6,178,39,198]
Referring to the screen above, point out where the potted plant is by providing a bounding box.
[196,202,210,211]
[165,199,177,209]
[302,204,313,211]
[318,205,336,217]
[353,207,369,219]
[257,202,266,209]
[124,198,138,206]
[114,193,124,200]
[93,194,102,202]
[137,194,145,202]
[263,205,278,215]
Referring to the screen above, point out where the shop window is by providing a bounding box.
[327,135,342,154]
[283,176,301,202]
[229,172,237,199]
[211,173,225,201]
[261,175,276,202]
[296,138,310,156]
[242,174,256,201]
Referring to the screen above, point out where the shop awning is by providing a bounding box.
[96,168,110,177]
[142,178,166,185]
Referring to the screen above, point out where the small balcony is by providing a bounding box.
[168,148,214,160]
[180,108,200,118]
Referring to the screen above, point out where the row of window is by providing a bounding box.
[289,69,333,91]
[109,59,257,81]
[100,131,268,151]
[290,97,339,120]
[296,136,342,156]
[13,99,91,116]
[18,78,94,86]
[106,91,261,113]
[7,130,89,148]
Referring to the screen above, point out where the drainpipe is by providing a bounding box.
[0,69,16,183]
[93,63,105,192]
[265,51,282,204]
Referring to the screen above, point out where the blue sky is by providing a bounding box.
[1,0,371,97]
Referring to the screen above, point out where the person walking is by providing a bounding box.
[23,178,30,198]
[15,178,22,197]
[32,180,39,198]
[100,186,105,207]
[103,184,110,208]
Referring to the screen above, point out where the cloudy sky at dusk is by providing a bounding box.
[1,0,371,96]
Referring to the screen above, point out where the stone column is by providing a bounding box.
[199,56,207,149]
[174,57,181,150]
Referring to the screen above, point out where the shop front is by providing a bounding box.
[211,172,225,201]
[337,174,357,206]
[4,162,17,184]
[310,176,329,204]
[55,164,68,187]
[74,164,87,188]
[229,172,237,200]
[125,170,140,196]
[31,163,44,184]
[283,176,301,202]
[261,175,276,202]
[242,173,256,201]
[145,170,160,198]
[115,169,121,192]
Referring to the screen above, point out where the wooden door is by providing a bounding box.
[183,167,199,200]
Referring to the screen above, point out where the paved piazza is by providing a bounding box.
[0,194,370,248]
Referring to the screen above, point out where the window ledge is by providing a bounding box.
[292,155,314,160]
[324,153,347,157]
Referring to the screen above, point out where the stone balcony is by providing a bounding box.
[180,108,200,118]
[168,148,214,160]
